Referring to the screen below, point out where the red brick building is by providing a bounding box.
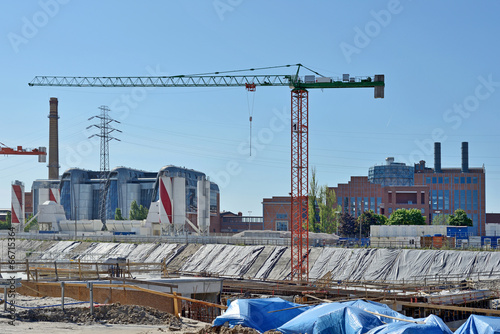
[333,142,485,235]
[262,196,291,231]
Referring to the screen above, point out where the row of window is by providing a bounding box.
[425,176,478,185]
[339,197,383,217]
[429,189,479,211]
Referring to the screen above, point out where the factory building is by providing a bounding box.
[333,142,486,235]
[32,166,220,230]
[262,142,485,235]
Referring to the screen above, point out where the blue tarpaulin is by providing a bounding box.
[277,302,384,334]
[212,297,310,333]
[454,314,500,334]
[342,299,413,323]
[366,314,453,334]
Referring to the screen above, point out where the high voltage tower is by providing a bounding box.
[87,105,121,230]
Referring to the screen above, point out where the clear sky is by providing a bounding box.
[1,1,500,217]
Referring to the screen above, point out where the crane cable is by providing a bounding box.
[246,88,256,156]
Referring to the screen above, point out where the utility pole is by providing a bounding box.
[87,106,121,231]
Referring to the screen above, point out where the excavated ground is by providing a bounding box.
[12,303,184,327]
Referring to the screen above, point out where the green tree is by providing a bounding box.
[432,213,450,225]
[338,212,357,237]
[448,209,473,226]
[0,212,12,230]
[115,208,125,220]
[318,187,341,234]
[308,167,321,232]
[357,210,387,237]
[129,200,148,220]
[308,167,341,234]
[387,208,426,225]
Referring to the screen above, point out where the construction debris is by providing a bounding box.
[13,303,183,327]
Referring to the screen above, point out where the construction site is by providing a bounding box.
[0,64,499,332]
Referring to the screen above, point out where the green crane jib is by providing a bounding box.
[29,64,384,97]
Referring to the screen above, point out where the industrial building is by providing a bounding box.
[262,142,486,235]
[333,142,485,235]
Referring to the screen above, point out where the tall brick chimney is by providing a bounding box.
[48,98,59,179]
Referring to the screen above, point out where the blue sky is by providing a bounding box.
[1,0,500,216]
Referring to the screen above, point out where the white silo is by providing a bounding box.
[197,177,210,234]
[173,177,186,233]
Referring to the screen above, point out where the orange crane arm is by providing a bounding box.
[0,146,46,156]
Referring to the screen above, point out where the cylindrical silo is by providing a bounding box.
[173,177,186,232]
[11,181,24,228]
[197,177,211,234]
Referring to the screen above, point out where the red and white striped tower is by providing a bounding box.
[11,181,25,229]
[159,176,173,225]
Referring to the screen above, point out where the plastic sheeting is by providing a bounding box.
[180,245,265,277]
[278,302,383,334]
[454,314,500,334]
[213,298,309,333]
[342,300,413,323]
[366,314,452,334]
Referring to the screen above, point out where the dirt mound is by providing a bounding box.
[195,325,281,334]
[14,303,183,327]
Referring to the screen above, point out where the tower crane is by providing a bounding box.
[0,143,47,162]
[29,64,384,281]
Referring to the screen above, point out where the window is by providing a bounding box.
[473,190,478,210]
[357,197,362,217]
[438,177,443,184]
[444,177,449,184]
[454,177,459,184]
[351,197,355,216]
[370,197,375,211]
[388,207,393,214]
[276,221,288,231]
[467,177,471,184]
[426,177,431,184]
[432,177,437,184]
[461,177,465,184]
[454,190,459,210]
[276,213,287,219]
[421,208,425,214]
[432,190,437,210]
[364,197,369,210]
[444,190,449,210]
[460,190,466,209]
[377,197,382,214]
[473,177,478,184]
[467,190,472,210]
[438,190,443,210]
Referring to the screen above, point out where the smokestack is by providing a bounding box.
[48,98,59,179]
[461,142,469,173]
[434,142,441,173]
